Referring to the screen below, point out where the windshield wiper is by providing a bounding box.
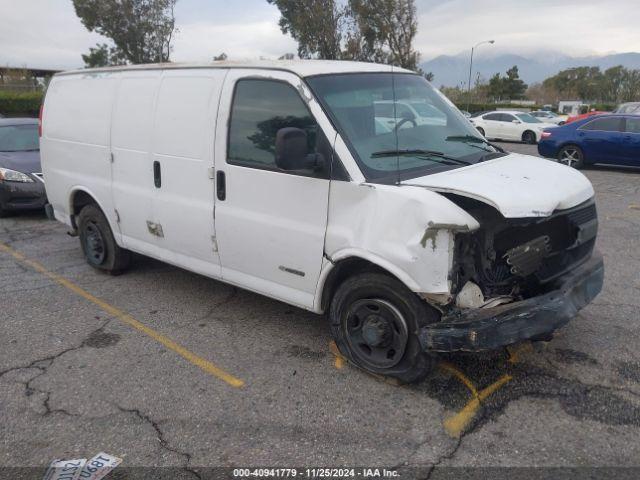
[445,135,505,153]
[370,149,472,166]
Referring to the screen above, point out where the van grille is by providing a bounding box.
[479,200,598,293]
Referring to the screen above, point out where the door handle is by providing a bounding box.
[153,161,161,188]
[216,170,226,201]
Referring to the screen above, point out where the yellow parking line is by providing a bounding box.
[329,341,346,370]
[444,374,512,438]
[439,362,479,397]
[0,242,244,388]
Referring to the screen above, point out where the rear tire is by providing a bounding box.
[329,273,439,384]
[557,145,584,169]
[522,130,537,144]
[77,204,130,274]
[476,127,485,137]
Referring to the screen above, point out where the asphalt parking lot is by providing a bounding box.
[1,142,639,478]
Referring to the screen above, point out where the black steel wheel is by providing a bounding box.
[344,298,409,369]
[83,220,107,266]
[77,204,130,274]
[330,272,439,384]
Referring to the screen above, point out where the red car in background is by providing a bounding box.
[565,110,610,124]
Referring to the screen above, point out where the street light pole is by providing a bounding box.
[466,40,495,112]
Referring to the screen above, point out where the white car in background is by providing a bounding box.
[471,110,557,144]
[374,100,447,131]
[530,110,568,125]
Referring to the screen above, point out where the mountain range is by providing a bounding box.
[420,51,640,88]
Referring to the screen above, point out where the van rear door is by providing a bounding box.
[214,70,334,309]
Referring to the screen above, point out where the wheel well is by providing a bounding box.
[320,257,395,312]
[522,129,536,140]
[70,190,99,229]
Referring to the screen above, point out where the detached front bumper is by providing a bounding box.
[419,251,604,352]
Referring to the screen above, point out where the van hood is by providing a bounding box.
[402,153,594,218]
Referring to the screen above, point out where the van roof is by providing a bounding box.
[55,60,414,79]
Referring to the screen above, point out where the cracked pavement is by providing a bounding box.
[1,143,639,477]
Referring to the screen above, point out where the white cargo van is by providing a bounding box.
[41,61,603,383]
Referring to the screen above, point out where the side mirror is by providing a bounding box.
[512,119,521,124]
[275,127,325,172]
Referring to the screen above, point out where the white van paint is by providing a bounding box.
[41,61,602,381]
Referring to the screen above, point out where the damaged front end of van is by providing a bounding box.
[418,196,603,352]
[403,156,605,353]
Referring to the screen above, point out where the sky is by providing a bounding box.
[1,0,639,70]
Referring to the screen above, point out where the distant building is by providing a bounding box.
[558,101,588,116]
[0,67,63,92]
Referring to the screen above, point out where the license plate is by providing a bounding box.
[43,459,86,480]
[78,453,122,480]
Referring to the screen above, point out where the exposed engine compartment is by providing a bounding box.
[447,194,598,303]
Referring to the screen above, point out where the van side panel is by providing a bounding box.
[320,181,480,300]
[111,71,161,251]
[149,70,226,271]
[42,74,118,227]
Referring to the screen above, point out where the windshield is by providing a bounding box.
[516,113,542,124]
[306,73,502,182]
[0,124,39,152]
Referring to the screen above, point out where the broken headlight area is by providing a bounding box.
[446,195,598,309]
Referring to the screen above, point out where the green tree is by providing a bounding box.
[620,68,640,102]
[266,0,344,60]
[602,66,626,102]
[543,66,603,102]
[503,66,527,99]
[487,66,527,101]
[267,0,421,70]
[346,0,420,69]
[73,0,178,64]
[487,73,504,101]
[81,43,126,68]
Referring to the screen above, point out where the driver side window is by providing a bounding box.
[228,79,317,170]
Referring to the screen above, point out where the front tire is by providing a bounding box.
[522,130,537,144]
[476,127,485,137]
[77,204,130,274]
[557,145,584,169]
[330,273,439,384]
